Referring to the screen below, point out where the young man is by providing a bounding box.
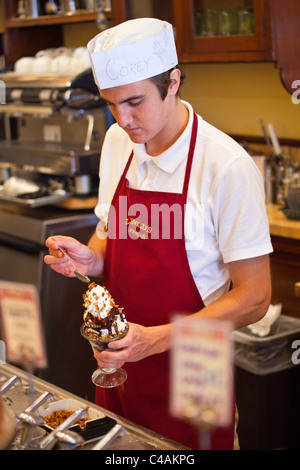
[45,18,272,449]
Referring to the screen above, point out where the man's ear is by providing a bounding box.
[168,68,181,96]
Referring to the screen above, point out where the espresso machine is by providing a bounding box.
[0,69,108,206]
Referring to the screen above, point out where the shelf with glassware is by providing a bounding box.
[173,0,273,62]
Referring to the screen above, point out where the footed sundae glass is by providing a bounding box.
[80,324,129,388]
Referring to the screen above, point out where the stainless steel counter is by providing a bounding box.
[0,363,190,451]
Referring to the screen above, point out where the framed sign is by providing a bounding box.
[170,315,233,429]
[0,282,47,369]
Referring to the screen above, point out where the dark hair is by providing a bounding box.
[149,66,186,100]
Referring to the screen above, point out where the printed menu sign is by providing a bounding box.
[170,316,233,429]
[0,282,47,369]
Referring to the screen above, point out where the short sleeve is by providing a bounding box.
[211,156,273,263]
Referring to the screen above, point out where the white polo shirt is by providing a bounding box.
[95,101,273,305]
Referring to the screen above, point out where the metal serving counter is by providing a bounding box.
[0,363,189,451]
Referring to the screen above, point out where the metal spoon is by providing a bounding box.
[58,247,90,283]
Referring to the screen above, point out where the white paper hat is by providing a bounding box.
[87,18,178,90]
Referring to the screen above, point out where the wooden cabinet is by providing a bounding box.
[174,0,273,62]
[270,236,300,319]
[270,0,300,96]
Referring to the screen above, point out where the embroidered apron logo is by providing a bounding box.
[126,217,152,239]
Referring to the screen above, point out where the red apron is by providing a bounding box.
[96,113,235,449]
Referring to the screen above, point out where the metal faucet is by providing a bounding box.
[0,375,22,394]
[16,391,54,450]
[0,375,22,406]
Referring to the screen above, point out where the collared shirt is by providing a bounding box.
[95,101,273,304]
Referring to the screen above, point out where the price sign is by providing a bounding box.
[0,282,47,369]
[170,316,233,429]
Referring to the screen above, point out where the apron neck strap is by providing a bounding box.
[182,112,198,197]
[120,112,198,197]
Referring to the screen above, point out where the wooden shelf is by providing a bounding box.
[5,10,111,28]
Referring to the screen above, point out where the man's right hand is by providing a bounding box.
[44,235,102,279]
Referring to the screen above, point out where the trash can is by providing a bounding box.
[233,315,300,450]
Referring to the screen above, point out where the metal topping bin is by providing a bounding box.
[0,363,189,451]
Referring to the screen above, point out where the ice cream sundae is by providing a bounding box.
[80,283,129,388]
[82,282,128,340]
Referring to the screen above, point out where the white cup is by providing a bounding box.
[52,55,73,74]
[35,49,53,58]
[15,57,34,74]
[69,56,80,75]
[69,56,89,75]
[33,55,53,74]
[73,47,91,71]
[73,47,89,58]
[56,47,74,57]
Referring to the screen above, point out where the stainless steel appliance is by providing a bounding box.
[0,70,109,400]
[0,69,107,207]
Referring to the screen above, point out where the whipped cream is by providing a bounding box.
[84,284,114,319]
[83,283,127,339]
